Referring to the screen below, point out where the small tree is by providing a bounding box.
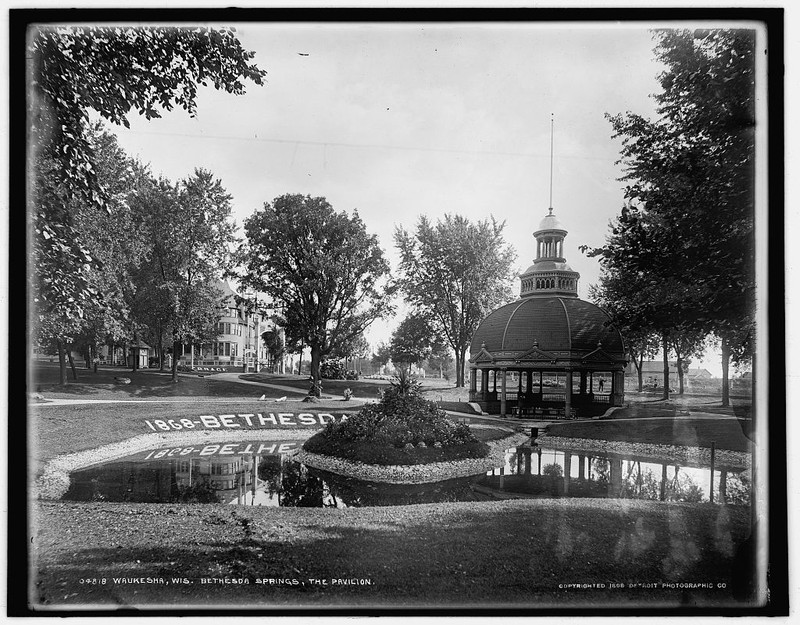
[238,194,394,396]
[261,329,285,372]
[389,314,435,374]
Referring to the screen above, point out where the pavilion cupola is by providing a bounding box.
[519,208,580,298]
[518,116,579,298]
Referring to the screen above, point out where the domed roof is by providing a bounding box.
[522,260,574,274]
[535,211,566,234]
[470,296,624,358]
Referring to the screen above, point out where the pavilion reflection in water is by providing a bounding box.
[475,444,751,504]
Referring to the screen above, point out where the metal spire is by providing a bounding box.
[548,113,554,214]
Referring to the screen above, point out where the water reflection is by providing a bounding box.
[480,445,751,505]
[63,439,751,507]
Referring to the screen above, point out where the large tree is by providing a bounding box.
[395,215,516,387]
[238,194,394,397]
[29,25,266,380]
[588,29,755,406]
[132,169,236,381]
[32,125,150,382]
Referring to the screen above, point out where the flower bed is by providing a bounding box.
[296,431,530,484]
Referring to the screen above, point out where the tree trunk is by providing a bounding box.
[637,353,644,392]
[309,344,322,397]
[67,347,78,381]
[676,354,685,395]
[662,331,670,401]
[57,340,67,386]
[171,329,180,382]
[721,338,731,407]
[132,332,139,372]
[455,346,468,387]
[158,321,164,371]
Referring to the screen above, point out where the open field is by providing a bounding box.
[31,498,754,609]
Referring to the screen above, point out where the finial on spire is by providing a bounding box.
[549,113,555,214]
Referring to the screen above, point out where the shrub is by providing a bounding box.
[542,463,563,478]
[321,359,347,379]
[308,371,487,464]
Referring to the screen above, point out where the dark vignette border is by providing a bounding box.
[7,5,787,618]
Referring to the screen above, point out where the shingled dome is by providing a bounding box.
[467,207,627,419]
[470,297,624,356]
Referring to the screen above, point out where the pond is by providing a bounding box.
[62,436,751,507]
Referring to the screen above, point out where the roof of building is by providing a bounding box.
[469,296,624,358]
[535,211,567,234]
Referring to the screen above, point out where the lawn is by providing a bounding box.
[30,498,755,609]
[29,399,360,467]
[548,417,752,452]
[240,372,453,398]
[32,363,293,400]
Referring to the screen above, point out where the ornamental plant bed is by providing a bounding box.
[303,433,488,466]
[303,372,489,466]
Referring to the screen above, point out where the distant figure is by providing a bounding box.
[598,379,604,392]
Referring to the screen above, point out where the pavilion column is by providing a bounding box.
[481,368,489,400]
[500,368,508,417]
[612,370,625,405]
[579,371,587,396]
[720,470,728,504]
[537,449,542,475]
[610,459,623,496]
[563,452,571,494]
[526,370,533,395]
[469,367,477,397]
[524,449,532,475]
[565,370,572,419]
[660,463,668,501]
[578,455,585,480]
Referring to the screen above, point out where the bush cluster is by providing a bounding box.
[320,360,359,380]
[321,382,476,449]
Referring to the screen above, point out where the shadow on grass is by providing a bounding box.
[35,501,756,608]
[32,367,275,400]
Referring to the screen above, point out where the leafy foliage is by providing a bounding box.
[586,29,756,405]
[28,25,265,381]
[389,313,435,372]
[395,215,516,387]
[305,373,486,465]
[132,168,237,380]
[542,463,563,478]
[237,194,395,396]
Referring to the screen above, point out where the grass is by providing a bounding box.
[550,413,752,453]
[32,363,301,400]
[31,498,756,608]
[29,399,359,468]
[240,372,453,397]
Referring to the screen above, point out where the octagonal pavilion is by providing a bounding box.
[468,207,627,419]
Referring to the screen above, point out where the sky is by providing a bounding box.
[102,21,741,374]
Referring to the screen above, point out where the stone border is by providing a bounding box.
[294,431,531,484]
[538,435,751,470]
[35,429,320,501]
